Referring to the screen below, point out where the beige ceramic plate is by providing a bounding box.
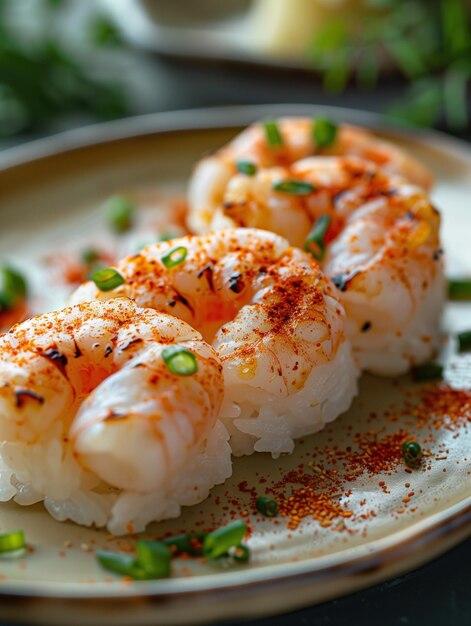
[0,105,471,626]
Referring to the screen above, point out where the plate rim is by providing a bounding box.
[2,103,471,173]
[1,103,471,610]
[1,495,471,600]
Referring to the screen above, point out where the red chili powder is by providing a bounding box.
[240,384,471,532]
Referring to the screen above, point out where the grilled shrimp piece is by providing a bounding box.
[188,117,433,234]
[202,156,444,375]
[71,229,359,457]
[0,298,230,534]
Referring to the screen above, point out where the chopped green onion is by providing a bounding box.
[273,180,316,195]
[163,533,206,555]
[135,541,171,579]
[0,265,28,311]
[402,441,422,467]
[304,215,331,261]
[161,246,188,269]
[105,195,135,234]
[203,521,247,560]
[230,544,250,563]
[256,496,278,517]
[96,542,171,580]
[263,120,283,147]
[313,117,338,149]
[96,550,146,579]
[412,362,444,381]
[91,267,125,292]
[81,247,100,265]
[0,530,26,554]
[86,263,106,281]
[458,330,471,352]
[162,345,198,376]
[448,278,471,300]
[236,160,257,176]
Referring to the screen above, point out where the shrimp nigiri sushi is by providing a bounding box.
[0,299,231,534]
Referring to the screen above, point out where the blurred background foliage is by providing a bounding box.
[0,0,129,137]
[308,0,471,129]
[0,0,470,139]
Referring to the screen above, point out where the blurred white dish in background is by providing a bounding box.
[249,0,374,58]
[100,0,385,68]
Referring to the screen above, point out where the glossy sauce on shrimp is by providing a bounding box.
[0,299,230,533]
[188,117,433,234]
[71,229,359,456]
[201,157,444,375]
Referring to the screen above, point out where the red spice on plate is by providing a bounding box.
[238,383,471,533]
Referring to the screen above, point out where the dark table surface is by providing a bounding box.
[2,48,471,626]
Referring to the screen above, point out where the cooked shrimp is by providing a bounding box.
[202,157,444,375]
[71,229,359,456]
[0,298,230,533]
[188,117,433,234]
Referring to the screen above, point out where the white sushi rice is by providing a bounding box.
[0,421,231,535]
[219,341,358,457]
[345,270,445,376]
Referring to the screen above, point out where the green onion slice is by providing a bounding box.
[86,263,106,281]
[273,180,315,195]
[96,550,146,579]
[135,540,171,579]
[96,542,171,580]
[263,120,283,147]
[412,362,444,382]
[402,441,422,467]
[448,279,471,301]
[161,246,188,269]
[231,544,250,563]
[105,195,135,234]
[91,267,125,292]
[0,266,28,311]
[312,117,338,149]
[304,215,331,261]
[203,521,247,560]
[236,160,257,176]
[0,530,26,554]
[81,247,100,265]
[256,496,278,517]
[162,345,198,376]
[458,330,471,352]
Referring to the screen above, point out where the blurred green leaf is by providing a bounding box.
[323,48,351,93]
[308,19,352,92]
[0,85,29,135]
[444,60,471,129]
[0,1,128,136]
[441,0,471,58]
[356,48,380,89]
[309,18,349,61]
[388,77,443,127]
[89,15,122,47]
[384,36,428,78]
[307,0,471,129]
